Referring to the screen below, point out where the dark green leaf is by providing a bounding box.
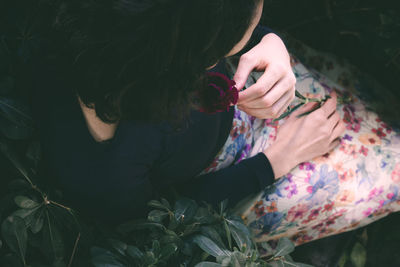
[274,238,295,257]
[161,198,172,210]
[159,243,178,260]
[117,221,166,234]
[174,198,198,223]
[193,235,229,258]
[182,222,201,236]
[223,220,232,250]
[1,216,27,265]
[200,226,226,250]
[350,242,366,267]
[219,199,229,215]
[0,97,34,128]
[14,195,39,209]
[0,253,24,267]
[30,214,44,234]
[91,247,125,267]
[148,200,169,211]
[148,209,168,223]
[230,251,246,267]
[43,210,65,261]
[152,239,161,257]
[126,245,144,260]
[108,239,127,256]
[195,262,222,267]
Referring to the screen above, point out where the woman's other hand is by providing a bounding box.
[264,92,346,179]
[233,33,296,119]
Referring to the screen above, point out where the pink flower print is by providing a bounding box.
[359,146,369,156]
[387,192,395,200]
[339,144,358,158]
[286,204,308,222]
[367,187,384,201]
[306,207,322,222]
[343,106,362,133]
[381,123,392,134]
[322,202,334,212]
[363,207,373,217]
[372,127,387,138]
[391,163,400,183]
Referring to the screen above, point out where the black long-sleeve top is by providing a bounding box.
[30,25,275,224]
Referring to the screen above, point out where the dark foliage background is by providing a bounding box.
[0,0,399,266]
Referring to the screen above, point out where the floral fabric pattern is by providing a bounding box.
[200,45,400,246]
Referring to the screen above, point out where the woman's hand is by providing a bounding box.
[264,92,346,178]
[233,33,296,119]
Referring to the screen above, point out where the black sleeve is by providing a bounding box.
[178,153,275,208]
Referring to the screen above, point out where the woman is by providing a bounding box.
[31,0,400,245]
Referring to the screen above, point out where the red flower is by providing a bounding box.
[198,72,238,114]
[372,127,387,138]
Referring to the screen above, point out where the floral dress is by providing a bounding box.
[200,42,400,246]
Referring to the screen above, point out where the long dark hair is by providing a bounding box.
[53,0,261,124]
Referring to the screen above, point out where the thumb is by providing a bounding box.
[233,57,256,91]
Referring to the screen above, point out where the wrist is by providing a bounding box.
[263,143,292,179]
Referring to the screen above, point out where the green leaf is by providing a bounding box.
[108,239,127,256]
[226,218,252,251]
[148,200,169,211]
[126,245,144,260]
[295,90,307,100]
[43,210,65,261]
[12,206,40,222]
[0,97,34,128]
[117,221,166,234]
[195,262,222,267]
[152,239,161,257]
[161,198,172,210]
[174,198,198,223]
[14,196,39,209]
[91,247,125,267]
[274,238,295,257]
[219,199,229,215]
[230,251,246,267]
[223,220,232,250]
[30,210,44,234]
[159,243,178,260]
[350,242,366,267]
[193,235,230,258]
[182,222,201,236]
[1,216,27,265]
[148,209,168,223]
[200,226,226,250]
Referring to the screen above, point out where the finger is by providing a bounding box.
[238,79,293,109]
[238,106,270,118]
[326,111,341,132]
[237,69,281,105]
[275,89,296,118]
[330,120,346,142]
[328,138,341,151]
[320,91,337,118]
[233,54,258,91]
[289,101,320,118]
